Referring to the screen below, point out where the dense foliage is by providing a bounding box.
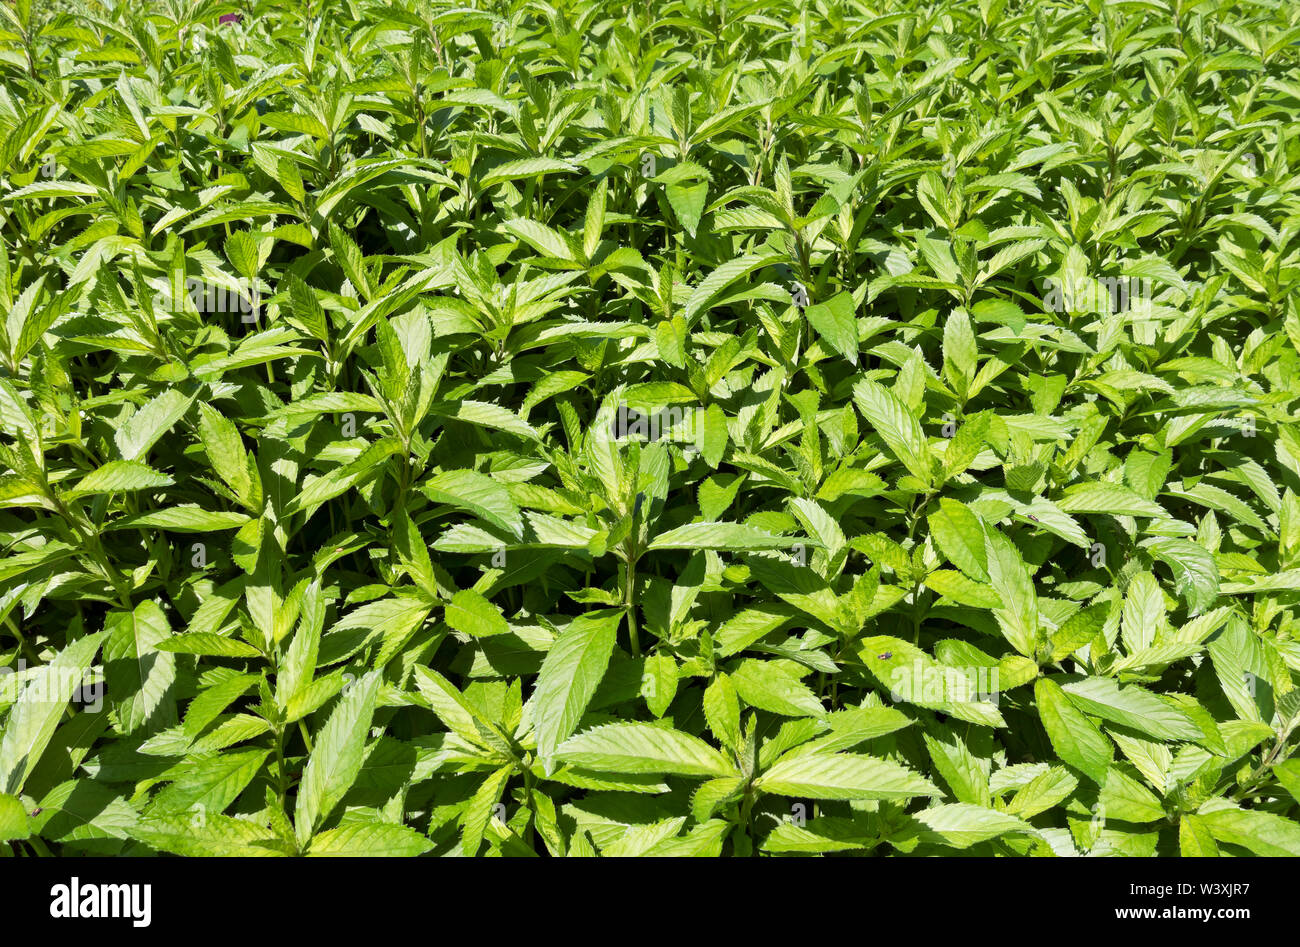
[1,0,1300,857]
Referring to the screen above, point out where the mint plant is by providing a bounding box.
[1,0,1299,857]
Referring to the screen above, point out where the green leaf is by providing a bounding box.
[69,460,173,496]
[984,527,1039,657]
[1099,766,1165,823]
[132,813,290,857]
[308,820,433,857]
[805,291,858,364]
[295,670,382,846]
[1179,814,1220,856]
[531,610,621,765]
[154,633,263,658]
[1056,675,1202,742]
[460,765,512,856]
[1034,678,1112,786]
[197,402,254,506]
[107,506,252,532]
[411,666,492,746]
[942,309,978,394]
[853,378,932,485]
[444,589,510,638]
[666,182,708,238]
[556,722,737,778]
[104,601,177,736]
[1004,766,1077,818]
[682,251,786,325]
[1141,537,1219,616]
[148,749,270,817]
[115,389,195,461]
[1057,482,1167,517]
[903,803,1036,848]
[648,521,808,551]
[0,631,108,795]
[703,673,742,751]
[699,403,728,468]
[1197,804,1300,856]
[1048,601,1111,661]
[0,792,29,842]
[730,659,825,717]
[928,499,989,581]
[756,751,937,800]
[422,469,524,539]
[480,157,577,187]
[641,652,678,718]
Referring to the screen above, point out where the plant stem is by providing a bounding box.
[624,555,640,657]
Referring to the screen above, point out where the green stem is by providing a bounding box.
[1231,732,1294,802]
[273,726,289,809]
[624,555,640,657]
[911,580,924,646]
[740,792,758,857]
[4,616,44,668]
